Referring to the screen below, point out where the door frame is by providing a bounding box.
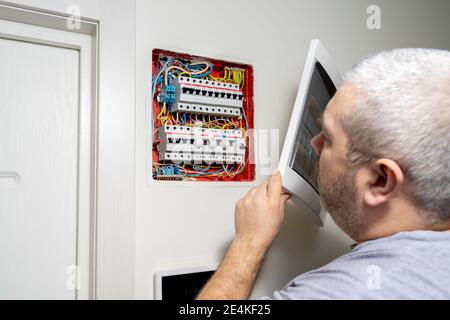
[0,2,99,300]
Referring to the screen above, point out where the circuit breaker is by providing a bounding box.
[151,49,255,182]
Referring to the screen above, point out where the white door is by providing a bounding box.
[0,16,94,300]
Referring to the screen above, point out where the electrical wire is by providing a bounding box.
[152,56,248,180]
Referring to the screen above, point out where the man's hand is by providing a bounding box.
[196,171,290,300]
[235,170,291,252]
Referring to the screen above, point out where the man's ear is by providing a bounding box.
[363,158,404,207]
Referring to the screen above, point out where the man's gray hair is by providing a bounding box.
[342,48,450,223]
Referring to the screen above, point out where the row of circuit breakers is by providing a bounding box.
[151,49,254,181]
[158,125,246,164]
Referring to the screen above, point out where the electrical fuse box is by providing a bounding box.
[151,49,254,182]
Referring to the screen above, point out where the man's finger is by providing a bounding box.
[279,193,290,212]
[256,181,269,197]
[245,187,257,199]
[268,170,283,200]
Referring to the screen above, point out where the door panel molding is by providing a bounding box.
[0,1,98,35]
[0,4,98,300]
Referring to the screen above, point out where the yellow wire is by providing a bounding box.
[154,63,247,178]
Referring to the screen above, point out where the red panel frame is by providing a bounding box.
[151,48,255,182]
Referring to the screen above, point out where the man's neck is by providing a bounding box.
[355,205,450,243]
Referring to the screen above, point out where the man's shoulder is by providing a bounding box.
[267,230,450,299]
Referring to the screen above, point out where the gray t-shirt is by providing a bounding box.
[264,230,450,299]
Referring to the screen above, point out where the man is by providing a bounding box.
[197,48,450,299]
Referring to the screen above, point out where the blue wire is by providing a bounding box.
[153,61,213,99]
[152,59,172,98]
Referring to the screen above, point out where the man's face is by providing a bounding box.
[311,84,366,239]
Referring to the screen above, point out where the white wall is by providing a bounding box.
[135,0,450,299]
